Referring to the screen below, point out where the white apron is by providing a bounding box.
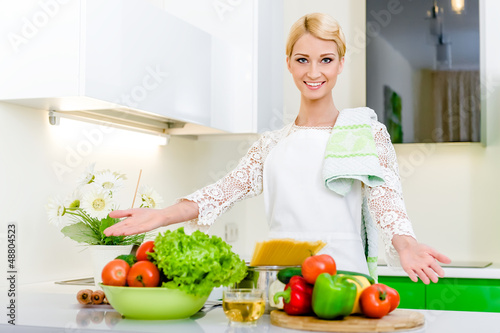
[263,128,369,275]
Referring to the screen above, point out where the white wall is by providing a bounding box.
[366,34,415,142]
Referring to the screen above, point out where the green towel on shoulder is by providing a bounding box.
[323,107,385,195]
[322,107,385,280]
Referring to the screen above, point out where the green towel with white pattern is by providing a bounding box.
[322,107,385,280]
[323,107,385,195]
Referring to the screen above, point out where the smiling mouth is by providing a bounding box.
[304,81,325,89]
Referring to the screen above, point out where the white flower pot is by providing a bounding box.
[89,245,134,288]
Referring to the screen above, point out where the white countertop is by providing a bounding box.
[2,281,500,333]
[378,262,500,279]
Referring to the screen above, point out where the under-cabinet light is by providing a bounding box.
[48,110,170,146]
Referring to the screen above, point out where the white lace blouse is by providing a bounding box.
[182,119,417,267]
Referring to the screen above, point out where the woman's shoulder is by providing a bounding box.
[259,123,293,141]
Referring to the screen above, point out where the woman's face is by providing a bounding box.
[287,33,344,102]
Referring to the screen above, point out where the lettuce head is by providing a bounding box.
[150,227,247,297]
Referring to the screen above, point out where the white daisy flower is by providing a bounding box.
[65,189,82,211]
[94,170,124,194]
[80,188,115,220]
[46,196,68,228]
[76,163,97,186]
[138,185,164,209]
[113,170,127,181]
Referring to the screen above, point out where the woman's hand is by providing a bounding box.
[104,208,169,236]
[392,235,451,284]
[103,200,199,236]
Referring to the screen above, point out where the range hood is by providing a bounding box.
[0,0,226,136]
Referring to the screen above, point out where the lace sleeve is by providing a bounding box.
[180,131,277,232]
[365,121,417,267]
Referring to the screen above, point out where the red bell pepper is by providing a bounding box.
[273,275,313,315]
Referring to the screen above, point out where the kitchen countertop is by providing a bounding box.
[3,281,500,333]
[378,262,500,279]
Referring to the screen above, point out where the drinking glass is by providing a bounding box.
[222,289,265,325]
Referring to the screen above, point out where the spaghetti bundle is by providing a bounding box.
[249,238,326,266]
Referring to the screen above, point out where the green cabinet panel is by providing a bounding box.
[379,276,500,312]
[427,278,500,312]
[378,276,426,309]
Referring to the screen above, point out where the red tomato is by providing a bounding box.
[360,284,391,318]
[136,240,155,261]
[101,259,130,286]
[378,284,400,312]
[127,261,160,287]
[301,254,336,284]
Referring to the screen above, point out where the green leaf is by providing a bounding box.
[116,254,137,267]
[61,222,100,245]
[99,216,117,234]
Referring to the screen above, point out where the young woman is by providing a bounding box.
[105,13,450,284]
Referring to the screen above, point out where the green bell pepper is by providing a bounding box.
[312,273,360,319]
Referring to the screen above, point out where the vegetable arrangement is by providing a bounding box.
[274,254,400,320]
[100,227,247,298]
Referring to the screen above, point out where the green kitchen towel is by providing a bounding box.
[323,107,385,196]
[322,107,386,280]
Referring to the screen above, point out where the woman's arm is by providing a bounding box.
[104,131,279,236]
[104,200,199,236]
[367,122,450,284]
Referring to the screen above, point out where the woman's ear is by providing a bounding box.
[286,56,291,72]
[338,57,345,74]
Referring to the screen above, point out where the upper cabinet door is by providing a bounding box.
[0,0,212,128]
[161,0,284,133]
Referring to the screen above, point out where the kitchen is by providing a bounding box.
[1,0,500,332]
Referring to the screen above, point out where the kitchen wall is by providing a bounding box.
[0,103,260,285]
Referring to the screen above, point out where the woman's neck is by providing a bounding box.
[295,96,339,127]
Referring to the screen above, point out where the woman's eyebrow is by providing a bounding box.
[293,53,309,57]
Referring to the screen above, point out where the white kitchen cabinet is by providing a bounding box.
[0,0,284,135]
[140,0,284,134]
[0,0,213,132]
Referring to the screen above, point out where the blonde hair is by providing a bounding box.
[286,13,346,59]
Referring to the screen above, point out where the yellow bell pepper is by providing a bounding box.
[337,274,372,314]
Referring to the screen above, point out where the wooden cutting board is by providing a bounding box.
[270,309,425,332]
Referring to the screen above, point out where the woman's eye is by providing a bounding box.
[297,58,308,63]
[322,58,333,63]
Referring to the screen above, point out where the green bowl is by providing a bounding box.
[100,284,210,320]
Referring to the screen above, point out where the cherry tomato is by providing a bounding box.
[360,284,391,318]
[301,254,336,284]
[127,261,160,287]
[101,259,130,286]
[136,240,155,261]
[378,284,400,312]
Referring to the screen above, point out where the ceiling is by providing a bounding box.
[366,0,480,69]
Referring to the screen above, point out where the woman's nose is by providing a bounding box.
[307,63,321,79]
